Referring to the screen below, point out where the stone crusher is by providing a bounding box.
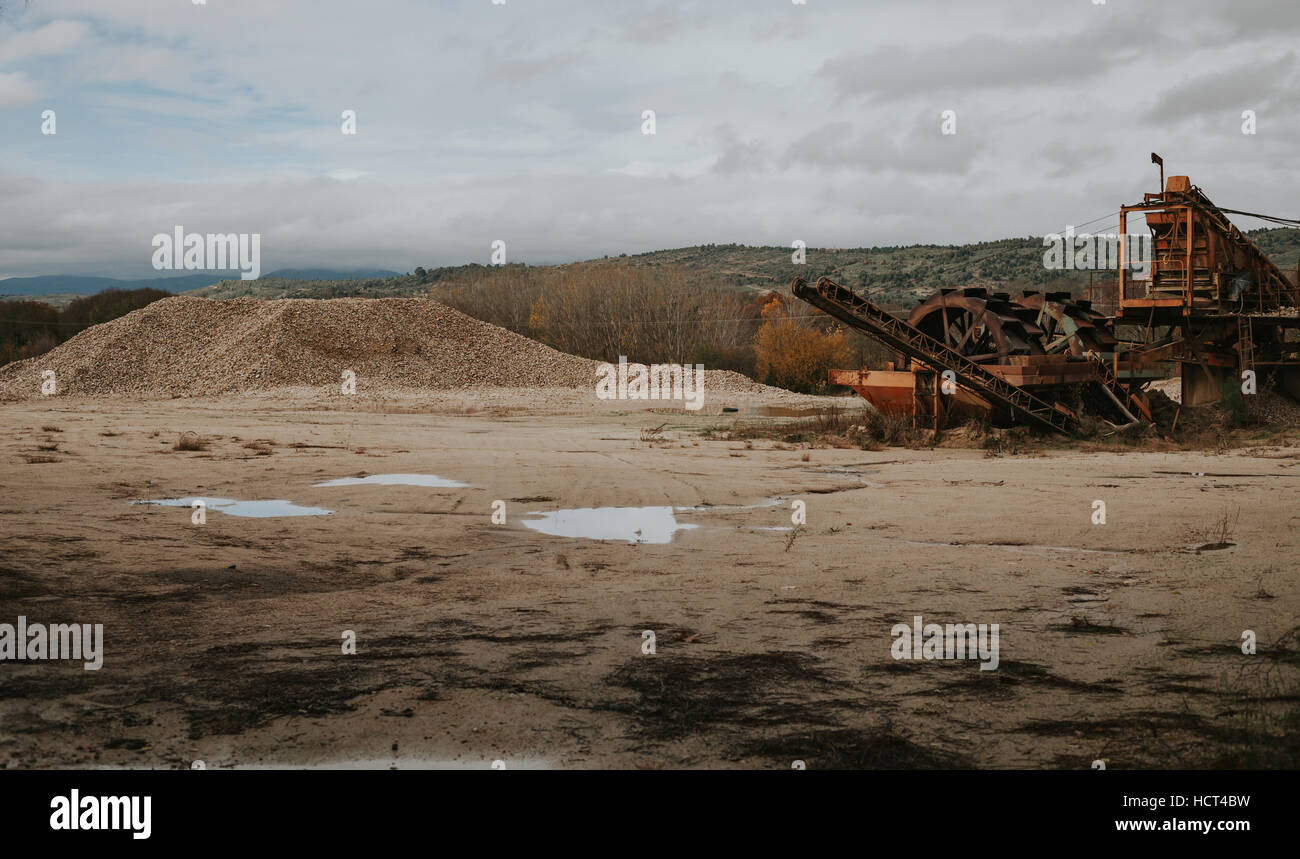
[794,162,1300,427]
[790,276,1149,433]
[1114,163,1300,406]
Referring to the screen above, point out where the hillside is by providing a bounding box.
[189,227,1300,306]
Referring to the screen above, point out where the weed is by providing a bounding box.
[784,525,806,552]
[173,432,209,452]
[640,423,667,443]
[1185,506,1239,548]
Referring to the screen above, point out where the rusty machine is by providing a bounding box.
[792,159,1300,433]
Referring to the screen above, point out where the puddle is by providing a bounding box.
[313,473,469,488]
[520,499,795,542]
[521,506,699,544]
[1179,541,1237,553]
[133,497,333,518]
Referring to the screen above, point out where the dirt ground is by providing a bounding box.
[2,390,1298,769]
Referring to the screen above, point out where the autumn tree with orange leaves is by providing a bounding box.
[752,294,855,393]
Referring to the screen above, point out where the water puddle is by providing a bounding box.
[133,497,333,518]
[521,506,700,544]
[1178,541,1237,553]
[313,473,469,488]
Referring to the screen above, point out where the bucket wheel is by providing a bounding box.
[907,288,1045,363]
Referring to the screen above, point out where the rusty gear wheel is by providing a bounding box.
[907,288,1045,363]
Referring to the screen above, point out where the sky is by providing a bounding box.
[1,0,1298,278]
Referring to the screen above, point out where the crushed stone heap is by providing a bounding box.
[0,296,773,399]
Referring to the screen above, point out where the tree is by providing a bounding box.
[752,295,854,393]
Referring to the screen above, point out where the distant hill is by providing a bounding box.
[0,269,401,298]
[13,226,1300,306]
[0,275,124,295]
[255,268,400,281]
[187,227,1300,307]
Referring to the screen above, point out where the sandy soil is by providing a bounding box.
[2,390,1298,769]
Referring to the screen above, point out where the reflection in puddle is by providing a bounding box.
[313,473,469,488]
[133,497,333,518]
[522,506,699,544]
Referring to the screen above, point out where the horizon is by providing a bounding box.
[7,222,1300,286]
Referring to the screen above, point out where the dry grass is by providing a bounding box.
[783,526,806,552]
[1184,507,1239,548]
[700,405,927,450]
[173,432,209,452]
[639,423,667,443]
[1215,624,1300,767]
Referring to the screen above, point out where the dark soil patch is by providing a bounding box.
[1049,617,1129,636]
[735,727,972,769]
[605,652,839,739]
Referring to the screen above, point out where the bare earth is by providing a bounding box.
[2,390,1298,769]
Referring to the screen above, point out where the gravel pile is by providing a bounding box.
[0,296,776,400]
[1148,376,1300,427]
[1253,385,1300,426]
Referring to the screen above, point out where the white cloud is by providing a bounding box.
[0,19,89,65]
[0,0,1298,278]
[0,70,39,106]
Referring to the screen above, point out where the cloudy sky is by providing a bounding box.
[1,0,1298,279]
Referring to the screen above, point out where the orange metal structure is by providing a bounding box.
[1118,175,1300,318]
[800,160,1300,426]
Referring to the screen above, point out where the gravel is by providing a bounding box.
[1148,376,1300,426]
[0,296,779,400]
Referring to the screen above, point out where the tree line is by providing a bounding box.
[433,261,892,392]
[0,288,172,365]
